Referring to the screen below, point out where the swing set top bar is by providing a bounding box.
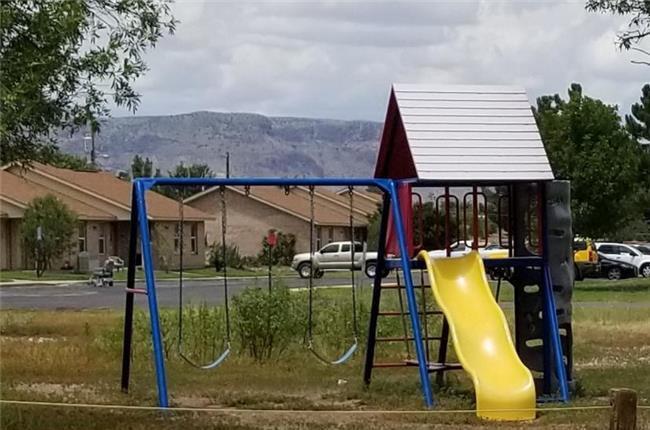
[136,177,395,192]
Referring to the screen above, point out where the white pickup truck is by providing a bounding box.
[291,241,386,278]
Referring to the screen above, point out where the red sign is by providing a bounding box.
[267,230,277,247]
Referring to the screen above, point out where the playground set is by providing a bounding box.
[120,84,572,421]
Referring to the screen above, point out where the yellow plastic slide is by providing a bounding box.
[418,251,536,421]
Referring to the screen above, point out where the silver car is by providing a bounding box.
[291,241,386,278]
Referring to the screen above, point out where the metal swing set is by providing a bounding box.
[120,178,410,408]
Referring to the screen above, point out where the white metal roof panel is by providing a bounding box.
[393,83,553,182]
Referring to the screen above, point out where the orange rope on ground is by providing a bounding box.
[3,399,645,414]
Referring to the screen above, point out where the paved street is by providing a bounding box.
[2,274,649,310]
[0,275,368,310]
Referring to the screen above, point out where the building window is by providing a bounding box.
[190,223,198,254]
[78,222,87,252]
[98,227,105,255]
[174,224,181,254]
[316,227,322,249]
[328,227,334,243]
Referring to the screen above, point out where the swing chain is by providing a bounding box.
[177,196,185,343]
[219,185,231,342]
[284,185,291,196]
[244,185,251,196]
[307,185,315,349]
[348,186,359,341]
[306,185,359,364]
[176,185,232,370]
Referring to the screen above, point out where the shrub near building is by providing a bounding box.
[20,195,77,277]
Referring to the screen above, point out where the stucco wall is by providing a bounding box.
[187,189,357,257]
[150,221,206,270]
[0,219,24,270]
[188,189,311,257]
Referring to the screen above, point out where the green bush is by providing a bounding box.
[232,285,305,362]
[209,242,245,270]
[257,232,296,266]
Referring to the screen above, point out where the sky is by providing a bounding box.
[115,0,649,122]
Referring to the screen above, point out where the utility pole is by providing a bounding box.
[83,117,97,167]
[90,124,96,166]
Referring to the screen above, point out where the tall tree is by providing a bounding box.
[164,162,215,199]
[534,83,645,238]
[626,83,650,139]
[586,0,650,65]
[626,84,650,230]
[130,155,158,178]
[0,0,177,164]
[21,195,77,277]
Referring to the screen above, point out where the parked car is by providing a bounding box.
[596,242,650,278]
[597,258,638,280]
[633,244,650,256]
[428,241,508,259]
[291,241,387,278]
[573,238,599,281]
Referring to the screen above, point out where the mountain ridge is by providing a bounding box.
[58,111,383,177]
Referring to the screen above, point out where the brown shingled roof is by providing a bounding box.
[27,163,211,221]
[0,170,115,220]
[187,185,370,226]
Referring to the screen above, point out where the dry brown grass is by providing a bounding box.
[1,301,649,428]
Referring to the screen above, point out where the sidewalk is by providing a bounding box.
[0,279,88,287]
[0,274,304,287]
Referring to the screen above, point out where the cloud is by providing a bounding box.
[115,0,649,121]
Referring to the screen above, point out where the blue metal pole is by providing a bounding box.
[542,265,570,402]
[135,181,169,407]
[388,180,434,408]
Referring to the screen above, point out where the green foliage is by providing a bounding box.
[586,0,650,60]
[534,83,646,238]
[0,0,177,164]
[258,232,296,266]
[365,201,462,252]
[232,285,305,362]
[43,150,96,170]
[413,201,464,249]
[130,155,160,179]
[365,208,381,251]
[626,84,650,225]
[627,84,650,139]
[210,242,245,271]
[307,289,369,354]
[20,195,77,277]
[162,162,215,199]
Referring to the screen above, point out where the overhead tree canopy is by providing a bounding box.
[534,83,645,239]
[586,0,650,65]
[0,0,177,165]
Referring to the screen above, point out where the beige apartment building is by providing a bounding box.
[0,163,210,271]
[185,185,380,257]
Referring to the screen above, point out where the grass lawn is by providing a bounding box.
[490,276,650,303]
[1,281,649,429]
[0,270,89,282]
